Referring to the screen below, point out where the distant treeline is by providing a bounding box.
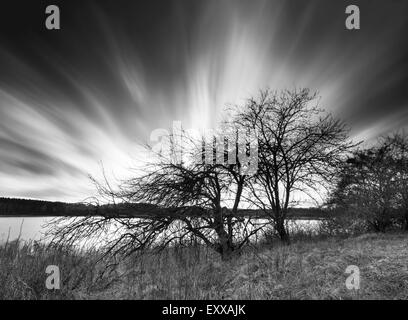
[0,197,328,219]
[0,198,91,217]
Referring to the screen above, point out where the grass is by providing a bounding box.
[0,232,407,299]
[0,240,114,299]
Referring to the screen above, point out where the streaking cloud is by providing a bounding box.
[0,0,407,201]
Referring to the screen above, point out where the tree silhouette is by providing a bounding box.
[48,124,262,260]
[383,132,408,229]
[329,146,399,232]
[233,89,354,242]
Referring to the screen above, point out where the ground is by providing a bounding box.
[1,232,407,299]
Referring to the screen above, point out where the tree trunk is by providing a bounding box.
[216,230,235,261]
[214,210,235,261]
[219,244,235,261]
[276,216,290,244]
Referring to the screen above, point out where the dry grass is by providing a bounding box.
[1,232,407,299]
[225,232,408,299]
[0,239,115,299]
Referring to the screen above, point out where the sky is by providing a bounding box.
[0,0,407,202]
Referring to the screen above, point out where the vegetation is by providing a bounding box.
[1,89,408,299]
[0,198,328,220]
[1,231,407,299]
[47,88,355,260]
[233,89,354,242]
[0,239,112,299]
[329,132,408,232]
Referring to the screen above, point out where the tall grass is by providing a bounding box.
[1,232,407,299]
[0,238,116,299]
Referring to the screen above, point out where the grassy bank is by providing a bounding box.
[1,232,407,299]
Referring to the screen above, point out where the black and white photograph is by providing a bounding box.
[0,0,408,306]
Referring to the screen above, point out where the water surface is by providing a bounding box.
[0,216,322,243]
[0,217,51,242]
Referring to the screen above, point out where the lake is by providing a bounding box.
[0,217,322,244]
[0,217,49,242]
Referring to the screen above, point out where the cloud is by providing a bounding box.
[0,0,407,201]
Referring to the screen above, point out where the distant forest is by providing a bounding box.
[0,197,326,219]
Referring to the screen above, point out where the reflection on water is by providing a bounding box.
[0,217,322,243]
[0,217,51,242]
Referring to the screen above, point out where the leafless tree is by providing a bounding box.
[233,88,355,242]
[383,132,408,229]
[329,145,399,232]
[47,126,263,260]
[47,88,354,258]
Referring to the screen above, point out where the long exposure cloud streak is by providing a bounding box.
[0,0,407,201]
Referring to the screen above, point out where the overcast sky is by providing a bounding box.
[0,0,407,202]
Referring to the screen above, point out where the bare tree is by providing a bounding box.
[383,132,408,230]
[47,126,262,261]
[47,88,353,258]
[329,146,399,232]
[233,89,354,242]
